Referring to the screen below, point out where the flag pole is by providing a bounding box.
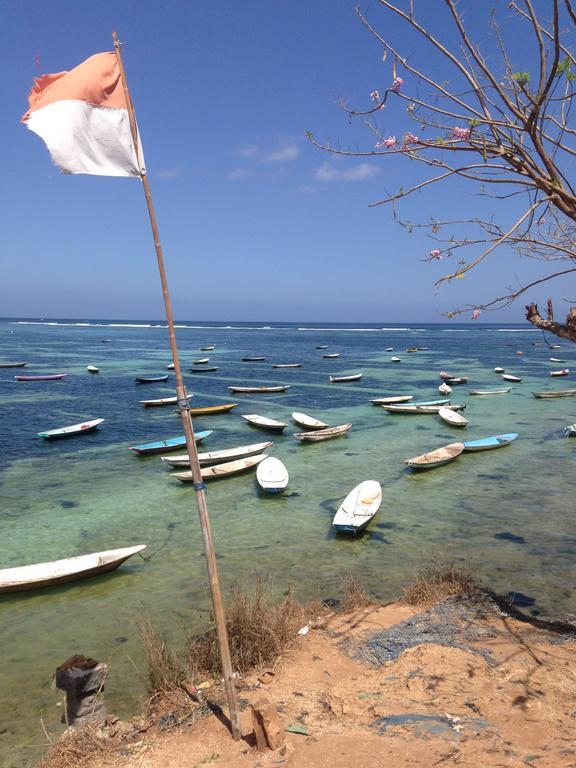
[111,31,241,741]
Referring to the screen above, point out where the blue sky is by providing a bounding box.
[1,0,571,322]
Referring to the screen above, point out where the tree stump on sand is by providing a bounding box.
[250,698,285,751]
[55,655,107,727]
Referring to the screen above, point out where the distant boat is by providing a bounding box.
[438,383,452,395]
[462,433,518,452]
[37,418,104,439]
[140,396,180,407]
[532,388,576,399]
[444,376,468,385]
[86,365,99,374]
[550,344,562,349]
[564,424,576,437]
[100,339,112,343]
[242,356,266,362]
[242,414,286,432]
[201,345,215,351]
[272,363,301,368]
[135,375,169,383]
[385,347,394,352]
[0,361,29,368]
[161,441,273,468]
[293,423,352,442]
[438,406,468,427]
[406,347,418,353]
[256,457,289,493]
[171,453,267,482]
[329,373,362,383]
[468,388,511,395]
[384,402,464,414]
[130,430,212,455]
[549,357,566,363]
[391,356,401,362]
[316,345,328,349]
[494,367,505,373]
[332,480,382,534]
[190,366,219,373]
[193,358,210,364]
[516,350,524,356]
[550,368,569,377]
[292,412,329,430]
[0,545,146,594]
[370,395,413,405]
[322,353,340,358]
[228,385,290,393]
[405,442,464,470]
[439,370,453,380]
[166,362,175,370]
[502,374,522,382]
[15,373,68,381]
[187,403,237,416]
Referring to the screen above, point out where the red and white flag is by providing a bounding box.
[22,52,145,177]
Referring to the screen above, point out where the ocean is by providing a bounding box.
[1,317,575,766]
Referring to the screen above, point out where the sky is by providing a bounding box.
[1,0,573,323]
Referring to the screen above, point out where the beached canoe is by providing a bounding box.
[438,406,468,428]
[332,480,382,534]
[37,418,104,439]
[322,353,340,358]
[15,373,68,381]
[532,389,576,399]
[369,395,413,405]
[201,346,215,351]
[391,356,401,362]
[502,374,522,382]
[161,441,273,468]
[185,403,238,416]
[292,412,329,430]
[0,544,146,594]
[329,373,362,383]
[140,396,180,407]
[190,366,219,373]
[193,358,210,364]
[228,385,290,393]
[86,365,99,373]
[242,356,266,362]
[549,357,566,363]
[494,367,505,373]
[242,414,286,432]
[293,423,352,442]
[462,433,518,452]
[438,383,452,395]
[272,363,301,368]
[468,388,511,395]
[550,369,569,377]
[256,456,289,493]
[135,375,169,383]
[0,361,29,368]
[405,442,464,471]
[130,430,212,455]
[171,453,267,482]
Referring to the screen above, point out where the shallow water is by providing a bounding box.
[1,318,575,765]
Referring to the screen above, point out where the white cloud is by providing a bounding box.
[236,145,259,158]
[264,144,300,162]
[227,168,252,180]
[315,162,379,182]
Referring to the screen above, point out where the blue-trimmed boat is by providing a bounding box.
[462,433,518,452]
[130,430,212,455]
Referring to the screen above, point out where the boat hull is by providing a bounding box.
[15,374,68,381]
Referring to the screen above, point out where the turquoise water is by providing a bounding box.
[1,318,575,765]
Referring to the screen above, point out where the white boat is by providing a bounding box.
[550,357,566,363]
[532,388,576,399]
[293,423,352,442]
[438,406,468,427]
[166,362,175,370]
[0,545,146,594]
[272,363,301,368]
[161,441,273,468]
[468,388,511,395]
[516,350,524,356]
[462,433,518,452]
[391,356,401,362]
[193,357,210,364]
[139,396,180,407]
[201,345,215,351]
[439,370,453,380]
[171,453,267,482]
[322,353,340,358]
[37,418,104,439]
[242,414,286,432]
[291,412,329,430]
[550,368,569,377]
[228,385,290,393]
[564,424,576,437]
[385,347,394,352]
[256,457,289,493]
[369,395,413,405]
[438,383,452,395]
[383,402,464,414]
[550,344,562,349]
[405,442,464,470]
[502,374,522,382]
[86,365,99,374]
[444,376,468,385]
[494,367,505,373]
[332,480,382,534]
[329,373,362,383]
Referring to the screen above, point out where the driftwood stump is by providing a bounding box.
[55,655,107,727]
[250,698,285,751]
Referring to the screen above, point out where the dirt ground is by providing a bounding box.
[60,595,576,768]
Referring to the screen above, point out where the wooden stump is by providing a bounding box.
[55,655,107,727]
[250,698,284,751]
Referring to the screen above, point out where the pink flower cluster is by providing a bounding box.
[403,132,419,145]
[451,126,471,141]
[391,76,404,93]
[370,90,381,103]
[429,249,442,260]
[471,309,481,320]
[375,136,397,150]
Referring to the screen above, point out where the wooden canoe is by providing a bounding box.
[272,363,302,368]
[564,424,576,437]
[171,453,267,482]
[383,402,464,414]
[130,430,212,455]
[37,418,104,439]
[532,388,576,398]
[86,365,100,373]
[166,363,175,369]
[293,423,352,442]
[0,545,146,594]
[256,457,289,493]
[549,357,566,363]
[135,375,169,383]
[444,376,468,384]
[405,442,464,470]
[494,367,505,373]
[385,347,394,352]
[201,345,215,351]
[550,369,569,377]
[332,480,382,534]
[329,373,362,383]
[193,358,210,364]
[468,388,511,395]
[322,353,340,358]
[186,403,238,416]
[242,356,266,362]
[228,385,290,393]
[15,373,68,381]
[502,374,522,382]
[369,395,413,405]
[391,356,401,362]
[438,406,468,427]
[0,361,29,368]
[438,383,452,395]
[462,433,518,452]
[190,366,219,373]
[242,414,286,432]
[316,345,328,349]
[140,396,180,407]
[291,412,329,430]
[161,441,273,468]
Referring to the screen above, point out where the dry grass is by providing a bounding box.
[402,560,479,607]
[38,725,113,768]
[340,571,373,612]
[141,618,185,694]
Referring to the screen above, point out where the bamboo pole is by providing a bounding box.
[112,31,241,741]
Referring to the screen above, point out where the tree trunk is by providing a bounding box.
[525,300,576,343]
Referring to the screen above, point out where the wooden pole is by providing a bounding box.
[112,31,241,741]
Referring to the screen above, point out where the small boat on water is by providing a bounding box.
[550,368,569,377]
[135,375,169,383]
[564,424,576,437]
[201,345,215,351]
[550,344,563,349]
[384,402,463,414]
[329,373,362,383]
[532,388,576,399]
[15,373,68,381]
[516,350,524,356]
[37,418,104,439]
[0,361,29,368]
[370,395,413,405]
[161,441,273,468]
[322,353,340,358]
[0,544,146,594]
[468,388,511,395]
[272,363,301,368]
[292,412,329,430]
[438,383,452,395]
[391,356,401,362]
[316,345,328,350]
[438,406,468,427]
[100,339,112,343]
[293,423,352,442]
[444,376,468,385]
[502,374,522,382]
[332,480,382,534]
[439,370,453,380]
[550,357,566,363]
[166,362,175,370]
[186,403,238,416]
[406,347,418,353]
[130,430,212,455]
[172,453,267,482]
[228,385,290,393]
[256,457,289,493]
[494,367,505,373]
[86,365,99,373]
[193,358,210,364]
[242,414,286,432]
[405,442,464,471]
[385,347,394,352]
[140,396,180,407]
[190,366,219,373]
[242,356,266,362]
[462,433,518,452]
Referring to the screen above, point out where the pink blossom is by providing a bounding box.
[403,132,419,145]
[451,126,471,141]
[429,249,442,260]
[391,76,404,93]
[383,136,397,148]
[407,102,416,112]
[370,90,381,103]
[471,309,481,320]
